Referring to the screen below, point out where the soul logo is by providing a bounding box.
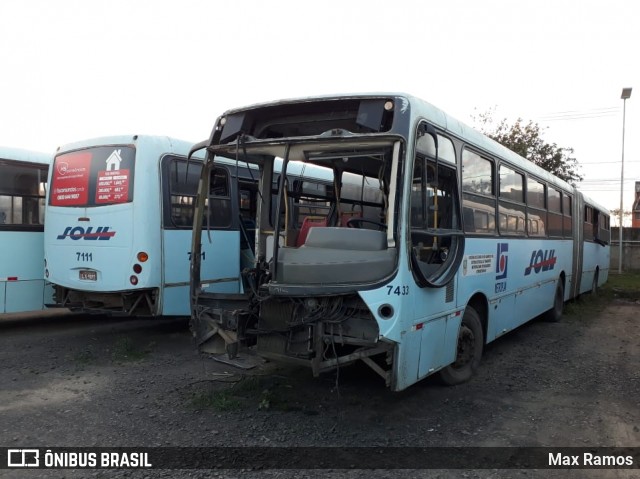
[524,249,557,275]
[56,226,116,240]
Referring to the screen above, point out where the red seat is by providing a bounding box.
[339,210,362,227]
[296,216,327,246]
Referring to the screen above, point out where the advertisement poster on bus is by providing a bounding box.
[95,149,130,204]
[50,146,135,207]
[50,151,91,206]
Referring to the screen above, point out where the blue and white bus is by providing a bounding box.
[188,94,610,391]
[0,147,53,317]
[44,135,262,317]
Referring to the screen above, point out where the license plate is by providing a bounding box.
[79,270,97,281]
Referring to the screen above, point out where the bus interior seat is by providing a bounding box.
[339,210,362,227]
[296,216,327,246]
[277,227,394,284]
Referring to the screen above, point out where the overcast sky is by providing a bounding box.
[1,0,638,216]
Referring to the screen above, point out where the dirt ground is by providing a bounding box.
[1,295,639,479]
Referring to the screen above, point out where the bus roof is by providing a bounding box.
[577,190,610,214]
[0,146,51,165]
[216,92,577,194]
[55,135,205,160]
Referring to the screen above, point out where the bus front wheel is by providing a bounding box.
[439,306,483,386]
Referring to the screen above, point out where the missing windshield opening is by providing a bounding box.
[218,98,395,144]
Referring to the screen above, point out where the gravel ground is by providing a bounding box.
[1,296,639,479]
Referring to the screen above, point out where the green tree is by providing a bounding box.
[473,109,583,185]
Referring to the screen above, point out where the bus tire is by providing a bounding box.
[439,306,483,386]
[591,270,599,295]
[543,279,564,322]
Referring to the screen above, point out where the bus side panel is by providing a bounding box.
[513,239,573,325]
[579,242,609,294]
[417,316,448,378]
[5,280,45,313]
[161,230,194,316]
[0,231,46,313]
[393,329,421,391]
[457,238,572,341]
[400,269,463,379]
[488,294,516,341]
[199,231,242,295]
[161,230,242,316]
[0,281,5,313]
[455,238,508,340]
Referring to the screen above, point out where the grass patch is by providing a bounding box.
[111,337,154,362]
[606,271,640,298]
[565,272,640,318]
[74,348,97,365]
[191,390,243,411]
[190,375,298,412]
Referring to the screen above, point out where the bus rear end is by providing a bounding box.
[45,138,161,315]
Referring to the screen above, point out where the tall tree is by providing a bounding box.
[473,110,582,185]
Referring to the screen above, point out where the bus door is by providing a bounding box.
[407,127,465,378]
[162,160,244,315]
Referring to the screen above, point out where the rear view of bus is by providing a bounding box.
[45,135,190,316]
[45,136,149,315]
[0,147,52,316]
[45,135,249,317]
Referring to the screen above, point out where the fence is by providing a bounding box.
[610,227,640,272]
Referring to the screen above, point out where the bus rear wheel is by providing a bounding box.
[439,306,483,386]
[543,279,564,322]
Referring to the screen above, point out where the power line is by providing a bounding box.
[535,106,621,122]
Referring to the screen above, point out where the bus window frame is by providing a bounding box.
[0,159,47,232]
[461,147,497,236]
[162,156,234,230]
[498,162,526,237]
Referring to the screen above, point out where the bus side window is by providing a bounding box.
[168,158,202,228]
[461,149,495,234]
[207,168,232,228]
[0,165,46,227]
[0,196,10,224]
[583,206,593,242]
[498,164,525,236]
[526,177,546,237]
[547,187,562,237]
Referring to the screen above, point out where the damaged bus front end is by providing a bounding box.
[189,96,408,387]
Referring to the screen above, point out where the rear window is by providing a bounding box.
[50,146,135,207]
